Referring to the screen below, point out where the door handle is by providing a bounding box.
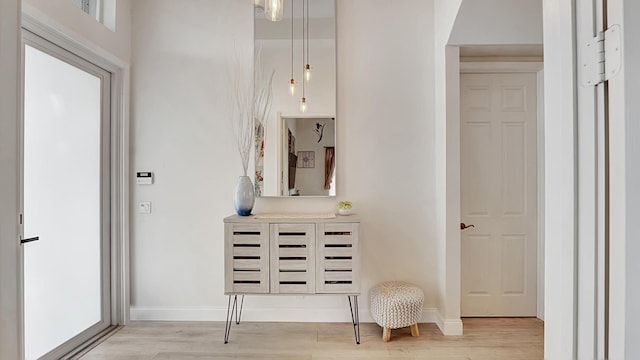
[20,236,40,244]
[460,223,475,230]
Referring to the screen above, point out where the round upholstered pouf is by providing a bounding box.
[370,281,424,342]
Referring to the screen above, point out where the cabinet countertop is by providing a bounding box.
[224,214,361,223]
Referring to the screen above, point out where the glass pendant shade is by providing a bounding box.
[304,64,311,82]
[300,97,307,112]
[289,78,296,96]
[265,0,283,21]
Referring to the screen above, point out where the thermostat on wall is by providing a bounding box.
[136,172,153,185]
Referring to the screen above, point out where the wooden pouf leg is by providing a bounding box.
[410,324,420,337]
[382,327,392,342]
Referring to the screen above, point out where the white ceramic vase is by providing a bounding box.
[234,175,255,216]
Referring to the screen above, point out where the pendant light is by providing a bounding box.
[300,0,307,112]
[289,0,295,96]
[265,0,283,22]
[304,0,312,82]
[300,97,307,112]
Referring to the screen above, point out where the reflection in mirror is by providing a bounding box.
[254,0,336,197]
[280,116,335,196]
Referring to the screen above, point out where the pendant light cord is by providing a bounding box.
[290,0,294,80]
[306,0,309,66]
[302,0,305,98]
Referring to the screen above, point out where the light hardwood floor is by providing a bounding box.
[80,318,543,359]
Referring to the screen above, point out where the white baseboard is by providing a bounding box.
[130,306,441,325]
[434,310,464,335]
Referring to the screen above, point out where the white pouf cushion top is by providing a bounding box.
[370,281,424,329]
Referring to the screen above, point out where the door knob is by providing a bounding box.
[460,223,475,230]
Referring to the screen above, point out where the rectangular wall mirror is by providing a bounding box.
[254,0,337,197]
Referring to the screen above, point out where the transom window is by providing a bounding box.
[70,0,116,31]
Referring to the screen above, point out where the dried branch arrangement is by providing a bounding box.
[254,47,275,138]
[230,45,274,176]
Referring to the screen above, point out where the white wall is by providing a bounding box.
[435,0,463,45]
[22,0,131,63]
[542,0,577,358]
[130,0,438,323]
[449,0,543,45]
[433,0,464,335]
[0,1,22,358]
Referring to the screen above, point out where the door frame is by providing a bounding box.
[453,59,545,320]
[0,0,22,359]
[18,11,130,357]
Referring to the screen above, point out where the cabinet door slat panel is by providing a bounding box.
[270,223,315,294]
[225,222,270,294]
[317,222,360,293]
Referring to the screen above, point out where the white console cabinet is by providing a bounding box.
[222,214,361,343]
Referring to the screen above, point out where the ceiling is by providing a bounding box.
[255,0,335,40]
[254,0,335,20]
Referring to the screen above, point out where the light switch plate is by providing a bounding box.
[138,201,151,214]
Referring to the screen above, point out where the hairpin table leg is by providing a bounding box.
[236,295,245,325]
[224,295,238,344]
[348,295,361,344]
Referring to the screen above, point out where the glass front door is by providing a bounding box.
[22,31,111,360]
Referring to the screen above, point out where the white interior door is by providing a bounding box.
[460,72,537,316]
[22,31,111,359]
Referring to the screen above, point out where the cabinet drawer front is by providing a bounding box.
[225,223,269,294]
[317,222,360,294]
[270,223,316,294]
